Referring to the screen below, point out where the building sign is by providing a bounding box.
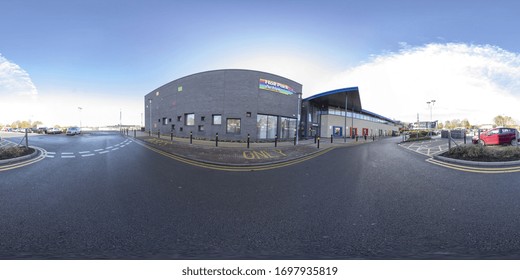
[259,79,295,95]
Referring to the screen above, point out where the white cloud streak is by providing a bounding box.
[326,43,520,125]
[0,53,38,96]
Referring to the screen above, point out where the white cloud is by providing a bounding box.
[325,43,520,125]
[0,53,37,96]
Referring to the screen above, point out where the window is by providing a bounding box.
[185,113,195,126]
[213,114,222,125]
[177,86,183,92]
[280,117,296,139]
[162,118,168,125]
[198,125,204,131]
[177,116,182,122]
[226,118,241,134]
[201,116,205,122]
[257,114,278,139]
[246,112,251,117]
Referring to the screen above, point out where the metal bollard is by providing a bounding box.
[314,134,317,144]
[216,133,219,147]
[317,137,320,149]
[247,134,250,149]
[149,130,151,136]
[294,135,296,146]
[275,135,278,147]
[373,136,375,141]
[158,131,160,138]
[464,133,467,144]
[190,131,193,144]
[134,130,136,138]
[331,134,333,143]
[356,136,358,142]
[364,135,367,141]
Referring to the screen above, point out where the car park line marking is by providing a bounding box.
[426,158,520,174]
[61,152,74,155]
[45,155,55,158]
[94,149,104,152]
[111,148,119,151]
[79,151,91,154]
[99,151,109,154]
[81,154,95,157]
[47,152,56,155]
[61,155,76,158]
[133,139,334,172]
[106,146,113,149]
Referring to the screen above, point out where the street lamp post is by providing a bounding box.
[426,100,436,135]
[78,107,83,128]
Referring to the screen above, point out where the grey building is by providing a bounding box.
[144,69,302,141]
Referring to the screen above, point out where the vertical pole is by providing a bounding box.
[275,134,278,147]
[296,92,301,145]
[317,137,320,149]
[331,134,333,143]
[449,130,452,149]
[247,134,250,149]
[190,131,193,144]
[25,129,28,147]
[171,132,173,142]
[344,92,348,143]
[216,133,218,147]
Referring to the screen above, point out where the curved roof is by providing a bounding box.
[304,87,362,112]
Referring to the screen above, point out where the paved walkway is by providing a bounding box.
[130,131,382,166]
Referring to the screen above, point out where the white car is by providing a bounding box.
[66,127,81,135]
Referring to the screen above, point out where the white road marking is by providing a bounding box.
[94,149,104,152]
[61,155,76,158]
[99,151,109,154]
[47,152,56,155]
[61,152,74,155]
[79,151,91,154]
[81,154,95,157]
[106,146,113,149]
[46,155,55,158]
[111,148,119,151]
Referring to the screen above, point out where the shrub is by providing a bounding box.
[0,146,34,160]
[442,145,520,162]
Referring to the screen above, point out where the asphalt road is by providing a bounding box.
[1,132,520,259]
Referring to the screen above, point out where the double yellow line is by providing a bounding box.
[426,158,520,174]
[0,147,47,172]
[134,140,334,172]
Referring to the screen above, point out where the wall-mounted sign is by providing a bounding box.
[259,79,295,95]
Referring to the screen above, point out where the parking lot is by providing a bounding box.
[399,136,467,157]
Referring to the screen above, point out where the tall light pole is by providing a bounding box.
[78,107,83,128]
[427,99,436,135]
[148,98,152,133]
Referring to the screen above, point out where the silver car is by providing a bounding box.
[66,127,81,136]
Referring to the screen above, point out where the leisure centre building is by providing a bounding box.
[144,69,399,141]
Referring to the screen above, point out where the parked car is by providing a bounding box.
[47,127,62,134]
[66,127,81,136]
[472,127,518,146]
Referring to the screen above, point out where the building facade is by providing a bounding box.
[144,69,302,141]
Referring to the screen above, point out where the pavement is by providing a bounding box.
[129,131,382,166]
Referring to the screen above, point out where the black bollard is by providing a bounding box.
[275,134,278,147]
[190,131,193,144]
[134,130,136,138]
[317,137,320,149]
[158,131,160,138]
[216,133,219,147]
[331,134,333,143]
[247,134,250,149]
[171,132,173,141]
[314,134,317,144]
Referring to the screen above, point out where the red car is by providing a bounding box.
[472,128,518,146]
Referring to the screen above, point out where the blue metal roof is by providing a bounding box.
[304,87,362,112]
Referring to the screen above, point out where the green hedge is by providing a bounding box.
[0,147,33,160]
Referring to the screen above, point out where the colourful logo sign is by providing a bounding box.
[259,79,295,95]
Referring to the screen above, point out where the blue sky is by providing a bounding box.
[1,0,520,126]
